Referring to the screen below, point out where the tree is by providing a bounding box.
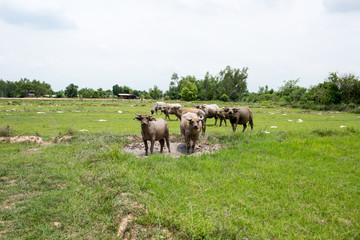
[12,78,52,97]
[0,80,17,97]
[15,78,32,97]
[218,66,248,101]
[92,91,100,98]
[171,73,179,84]
[112,84,122,96]
[166,73,180,100]
[303,82,337,105]
[0,80,6,97]
[78,88,95,98]
[30,80,52,97]
[149,85,162,100]
[327,72,360,104]
[302,72,360,105]
[122,86,131,94]
[197,72,218,100]
[56,91,65,98]
[278,78,307,103]
[258,85,270,94]
[166,80,178,100]
[180,81,198,101]
[97,88,106,98]
[105,90,113,98]
[278,79,300,96]
[64,84,78,98]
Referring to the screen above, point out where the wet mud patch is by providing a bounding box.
[123,135,223,158]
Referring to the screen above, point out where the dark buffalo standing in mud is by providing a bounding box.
[180,112,203,154]
[134,113,170,156]
[168,106,206,135]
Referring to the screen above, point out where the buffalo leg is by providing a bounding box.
[165,136,171,153]
[159,139,164,153]
[191,139,196,153]
[242,123,247,132]
[232,123,237,132]
[185,136,190,154]
[249,119,254,131]
[201,119,206,136]
[150,139,155,154]
[144,140,149,156]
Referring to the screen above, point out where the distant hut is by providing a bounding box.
[118,93,137,99]
[25,90,36,97]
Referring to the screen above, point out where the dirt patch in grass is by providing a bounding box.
[0,135,73,145]
[117,193,176,239]
[123,135,223,158]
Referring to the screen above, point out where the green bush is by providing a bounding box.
[0,125,15,137]
[219,94,229,102]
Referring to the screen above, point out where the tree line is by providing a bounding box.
[247,72,360,111]
[1,66,359,110]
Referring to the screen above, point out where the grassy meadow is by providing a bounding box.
[0,98,359,239]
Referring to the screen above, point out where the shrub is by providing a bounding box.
[219,94,229,102]
[0,125,15,137]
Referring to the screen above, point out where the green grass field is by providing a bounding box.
[1,98,359,239]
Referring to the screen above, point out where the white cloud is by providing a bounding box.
[0,0,75,29]
[323,0,360,13]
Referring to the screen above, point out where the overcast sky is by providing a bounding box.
[0,0,359,93]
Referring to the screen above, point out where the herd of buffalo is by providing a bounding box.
[134,102,254,155]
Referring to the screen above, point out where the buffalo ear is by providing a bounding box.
[149,117,156,121]
[134,117,142,121]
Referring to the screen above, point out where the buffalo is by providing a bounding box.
[223,107,253,132]
[195,104,220,126]
[160,103,182,121]
[168,106,206,135]
[150,102,166,115]
[180,112,203,154]
[216,109,231,127]
[134,113,170,155]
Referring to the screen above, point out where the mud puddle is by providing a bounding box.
[123,135,222,158]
